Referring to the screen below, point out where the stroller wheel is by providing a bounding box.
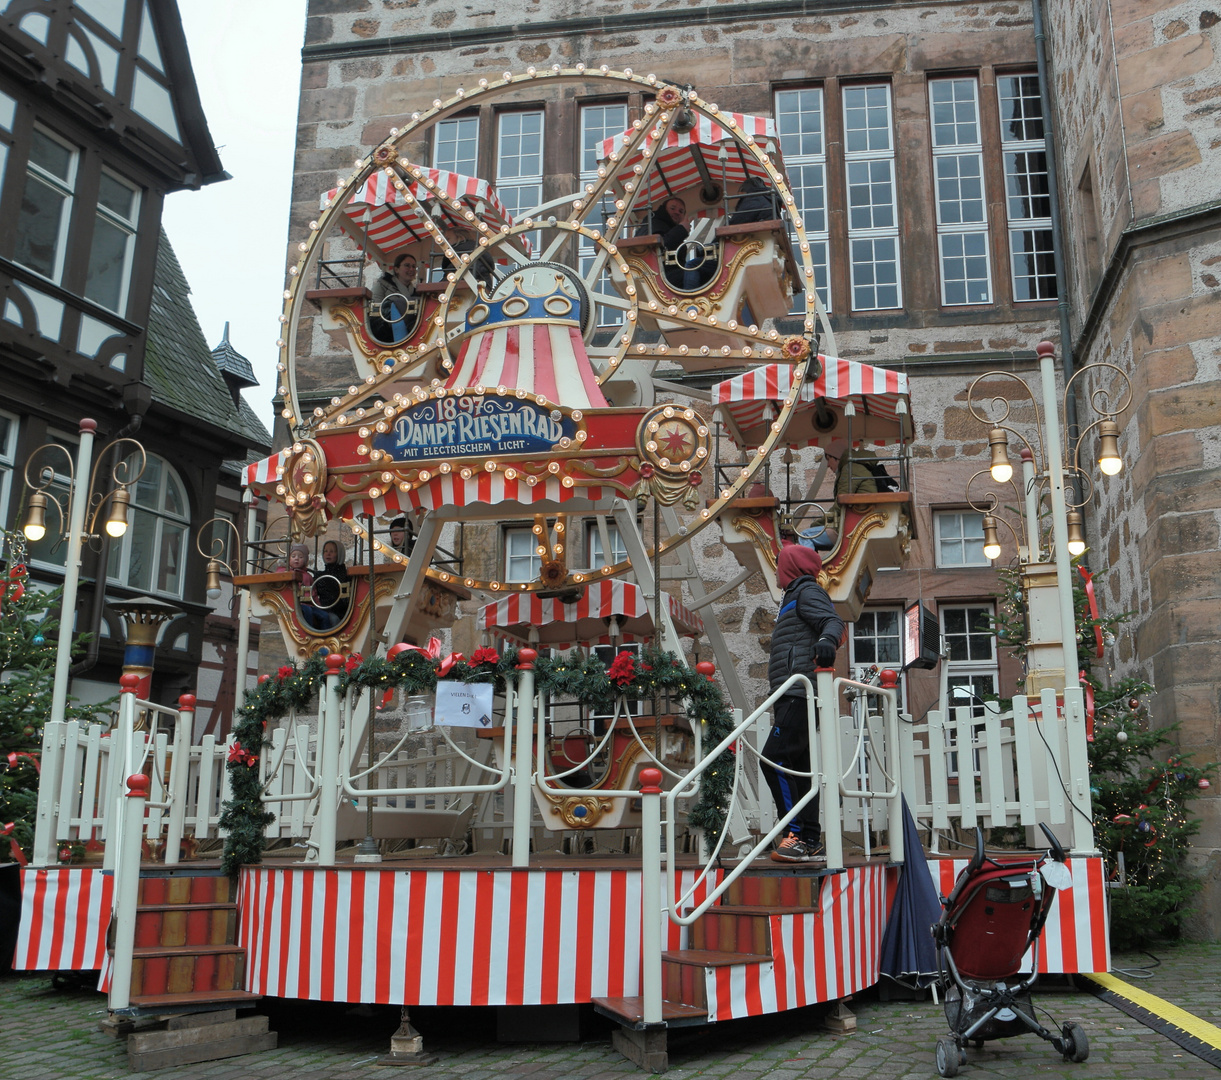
[1061,1022,1089,1062]
[935,1036,961,1077]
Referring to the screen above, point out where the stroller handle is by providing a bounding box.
[1039,822,1068,863]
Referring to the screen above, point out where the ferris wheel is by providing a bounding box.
[262,70,845,624]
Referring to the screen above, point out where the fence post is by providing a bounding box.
[108,769,149,1012]
[511,648,537,868]
[162,694,195,866]
[315,653,346,866]
[879,669,903,863]
[816,668,843,870]
[31,721,63,866]
[639,766,664,1025]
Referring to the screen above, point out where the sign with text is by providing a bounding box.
[434,680,494,728]
[371,395,577,463]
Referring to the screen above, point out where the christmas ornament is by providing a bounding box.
[1117,730,1128,744]
[32,634,43,645]
[1200,779,1211,789]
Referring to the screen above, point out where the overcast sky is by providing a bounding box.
[161,0,309,436]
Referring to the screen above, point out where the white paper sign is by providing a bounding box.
[434,680,494,728]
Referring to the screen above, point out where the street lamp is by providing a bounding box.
[19,418,146,726]
[195,509,256,706]
[964,341,1131,696]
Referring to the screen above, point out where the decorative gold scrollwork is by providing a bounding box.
[635,404,710,508]
[279,439,330,540]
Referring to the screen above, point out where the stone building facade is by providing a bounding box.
[282,0,1221,930]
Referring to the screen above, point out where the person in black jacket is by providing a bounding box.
[640,197,690,250]
[763,543,845,863]
[312,540,350,624]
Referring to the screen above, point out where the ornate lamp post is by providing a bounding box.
[196,512,255,706]
[965,341,1131,696]
[20,418,146,725]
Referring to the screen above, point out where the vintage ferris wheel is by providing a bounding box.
[244,69,913,706]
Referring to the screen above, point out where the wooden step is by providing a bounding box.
[591,995,708,1029]
[126,990,262,1008]
[130,948,247,997]
[138,876,230,906]
[138,902,238,913]
[134,904,237,949]
[132,944,247,958]
[724,873,822,908]
[127,1013,276,1070]
[661,950,771,1010]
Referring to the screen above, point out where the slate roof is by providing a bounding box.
[211,322,258,388]
[143,229,271,453]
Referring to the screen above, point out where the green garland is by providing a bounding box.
[220,646,734,874]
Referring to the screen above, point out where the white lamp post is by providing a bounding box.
[20,418,146,724]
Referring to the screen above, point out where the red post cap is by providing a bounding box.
[125,774,150,798]
[695,661,715,680]
[257,674,270,684]
[1036,340,1056,360]
[879,669,899,689]
[325,652,346,672]
[639,767,663,795]
[518,647,538,669]
[1020,447,1034,462]
[178,693,197,710]
[119,673,141,694]
[79,418,98,434]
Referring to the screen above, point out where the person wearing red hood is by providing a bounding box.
[763,543,845,862]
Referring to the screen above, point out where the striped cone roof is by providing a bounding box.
[597,111,780,210]
[713,354,912,449]
[478,578,703,648]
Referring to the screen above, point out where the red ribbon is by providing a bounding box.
[388,636,463,678]
[0,822,25,867]
[1080,670,1094,741]
[1078,565,1104,659]
[6,751,40,774]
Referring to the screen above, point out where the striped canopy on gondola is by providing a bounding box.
[321,167,522,256]
[243,449,290,496]
[478,579,703,648]
[713,355,912,449]
[596,112,780,211]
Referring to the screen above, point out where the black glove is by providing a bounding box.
[814,636,837,668]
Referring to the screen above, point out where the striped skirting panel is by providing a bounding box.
[12,867,112,971]
[931,855,1110,973]
[704,864,889,1022]
[237,866,718,1005]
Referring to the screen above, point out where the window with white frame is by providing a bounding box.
[580,103,628,327]
[586,520,628,569]
[998,74,1056,302]
[504,525,541,583]
[84,170,140,315]
[934,511,988,568]
[14,126,78,284]
[843,84,900,311]
[850,607,906,708]
[941,604,998,706]
[497,111,544,250]
[0,411,17,534]
[106,454,190,598]
[775,87,830,311]
[433,115,480,175]
[929,78,991,306]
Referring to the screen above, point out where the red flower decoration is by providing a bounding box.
[245,753,259,767]
[277,665,294,680]
[471,647,499,667]
[345,653,363,672]
[228,741,247,764]
[608,652,636,686]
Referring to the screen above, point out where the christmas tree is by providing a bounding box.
[0,533,103,865]
[993,559,1215,949]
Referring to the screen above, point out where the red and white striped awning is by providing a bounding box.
[478,579,703,648]
[243,450,290,496]
[322,167,523,257]
[713,355,912,449]
[597,112,780,211]
[445,323,608,411]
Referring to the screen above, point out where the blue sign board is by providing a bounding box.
[371,395,578,463]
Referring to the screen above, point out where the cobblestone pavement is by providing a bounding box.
[2,944,1218,1080]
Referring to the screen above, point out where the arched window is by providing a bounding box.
[106,455,189,597]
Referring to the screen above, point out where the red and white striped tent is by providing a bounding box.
[445,322,609,411]
[714,355,912,450]
[478,578,703,649]
[322,167,524,258]
[597,111,780,213]
[243,449,290,497]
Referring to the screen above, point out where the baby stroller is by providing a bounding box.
[931,823,1089,1077]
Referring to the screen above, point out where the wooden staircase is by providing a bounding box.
[594,867,827,1071]
[110,866,275,1069]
